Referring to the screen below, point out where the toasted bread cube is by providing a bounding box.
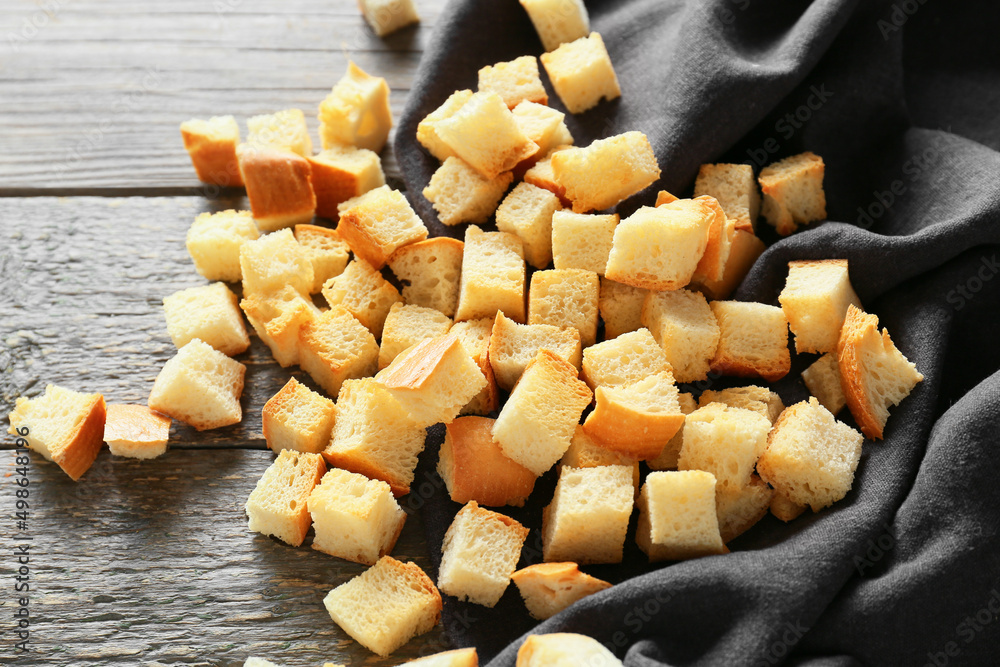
[321,258,403,339]
[148,339,245,431]
[180,115,243,186]
[551,211,617,275]
[496,183,562,269]
[678,403,770,490]
[423,157,513,226]
[241,286,319,367]
[8,384,106,481]
[379,303,453,370]
[450,318,500,416]
[186,210,259,283]
[511,102,573,166]
[520,0,589,51]
[528,269,599,348]
[323,556,441,657]
[716,474,773,543]
[405,649,478,666]
[455,226,526,324]
[246,108,312,157]
[388,237,464,317]
[646,392,697,471]
[757,398,864,511]
[262,377,337,454]
[434,92,538,179]
[307,468,406,564]
[802,352,846,415]
[358,0,419,37]
[417,90,474,162]
[540,32,619,114]
[324,378,426,496]
[552,132,657,213]
[694,163,760,231]
[162,282,250,356]
[245,450,325,546]
[636,470,726,561]
[837,305,923,439]
[542,464,633,564]
[488,312,582,391]
[698,385,785,424]
[494,350,591,476]
[319,61,393,153]
[439,417,536,507]
[606,200,712,290]
[581,327,668,390]
[691,196,733,285]
[560,425,640,492]
[709,301,791,381]
[478,56,548,109]
[236,145,316,231]
[691,227,765,300]
[523,146,572,205]
[759,152,826,235]
[641,288,720,383]
[583,371,685,460]
[239,227,315,297]
[518,635,622,667]
[103,404,171,459]
[511,562,611,621]
[298,307,379,399]
[598,278,647,339]
[307,146,385,220]
[376,334,487,428]
[779,259,862,354]
[770,491,807,522]
[337,185,427,269]
[294,224,351,294]
[438,501,529,607]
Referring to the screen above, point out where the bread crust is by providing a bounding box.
[58,394,107,481]
[583,385,684,460]
[237,145,316,229]
[837,304,904,439]
[439,417,536,507]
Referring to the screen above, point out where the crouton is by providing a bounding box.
[528,269,599,348]
[478,56,548,109]
[540,32,620,114]
[417,90,474,162]
[239,227,315,297]
[512,562,611,621]
[770,492,807,522]
[450,318,500,416]
[496,182,562,269]
[519,0,589,51]
[423,157,514,226]
[542,464,633,564]
[523,146,572,206]
[246,108,312,157]
[358,0,420,37]
[294,224,351,294]
[438,417,536,507]
[454,226,526,324]
[551,132,658,213]
[245,450,325,547]
[759,152,826,235]
[691,227,765,300]
[709,301,791,381]
[641,288,720,383]
[262,377,337,454]
[405,649,478,666]
[307,146,385,220]
[691,196,733,285]
[511,102,573,167]
[298,307,379,399]
[598,278,646,339]
[802,352,846,415]
[559,425,640,492]
[581,327,670,390]
[186,210,259,283]
[388,237,464,317]
[180,115,243,186]
[779,259,862,354]
[321,258,403,338]
[236,145,316,231]
[434,92,539,179]
[488,311,582,391]
[148,339,244,431]
[162,282,249,356]
[636,470,726,561]
[337,186,427,269]
[584,371,685,460]
[646,392,697,471]
[698,385,785,424]
[102,404,171,460]
[517,635,623,666]
[694,163,760,231]
[318,61,393,153]
[241,286,319,367]
[677,403,770,490]
[716,474,773,543]
[551,211,617,275]
[379,303,453,370]
[7,384,106,481]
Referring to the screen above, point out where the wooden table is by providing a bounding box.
[0,1,452,664]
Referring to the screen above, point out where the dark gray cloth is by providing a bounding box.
[393,1,1000,664]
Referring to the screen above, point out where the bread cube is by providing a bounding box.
[694,163,760,231]
[438,417,536,507]
[511,562,611,621]
[759,152,826,235]
[551,211,617,275]
[698,385,785,424]
[606,200,712,291]
[450,318,500,416]
[246,108,312,157]
[496,183,562,269]
[324,378,426,496]
[241,286,319,367]
[488,312,581,391]
[527,268,599,347]
[404,649,478,667]
[323,556,441,657]
[186,210,259,283]
[434,92,538,179]
[636,470,726,561]
[640,288,720,383]
[678,403,770,490]
[716,473,773,543]
[837,305,923,439]
[378,303,453,370]
[517,633,623,667]
[376,334,487,427]
[148,339,245,431]
[262,377,337,454]
[307,468,406,564]
[691,196,732,284]
[454,226,526,324]
[542,464,633,563]
[103,404,171,460]
[239,227,315,297]
[779,259,862,354]
[7,384,106,481]
[581,327,668,389]
[321,258,403,339]
[709,301,791,381]
[511,102,573,165]
[244,659,282,667]
[691,227,765,300]
[298,307,379,399]
[423,157,513,226]
[358,0,420,37]
[540,32,619,114]
[337,186,427,269]
[646,392,697,471]
[388,237,464,317]
[293,224,351,294]
[523,146,572,206]
[245,450,325,546]
[236,145,316,231]
[770,491,807,522]
[307,146,385,220]
[598,278,646,339]
[802,352,846,415]
[552,132,657,213]
[318,61,393,153]
[560,425,639,492]
[438,501,529,607]
[180,115,243,186]
[520,0,589,51]
[478,55,548,109]
[493,350,590,476]
[584,371,685,460]
[417,89,474,162]
[162,282,250,356]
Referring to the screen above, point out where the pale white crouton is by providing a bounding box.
[245,450,325,547]
[148,339,245,431]
[454,226,526,324]
[294,224,351,294]
[423,157,513,226]
[551,132,658,212]
[319,61,393,153]
[163,282,249,356]
[598,278,647,339]
[542,465,633,564]
[636,470,726,561]
[388,237,464,317]
[321,258,403,339]
[488,312,582,391]
[779,259,862,354]
[551,211,617,275]
[540,32,620,113]
[298,306,379,399]
[103,404,171,460]
[677,403,771,490]
[358,0,420,37]
[759,152,826,235]
[495,182,563,269]
[239,227,314,297]
[246,108,312,157]
[519,0,590,51]
[478,56,548,109]
[641,288,720,383]
[337,185,428,269]
[709,301,791,382]
[261,377,337,454]
[527,268,599,348]
[186,210,258,282]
